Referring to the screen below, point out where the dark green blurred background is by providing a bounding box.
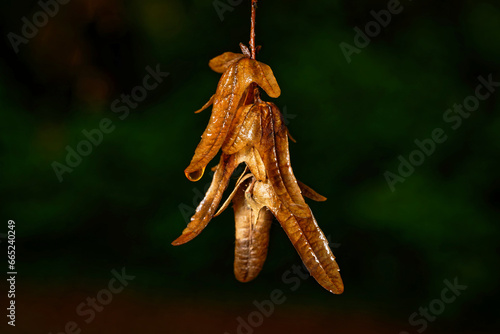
[1,0,499,333]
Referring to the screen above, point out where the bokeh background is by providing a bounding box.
[1,0,499,333]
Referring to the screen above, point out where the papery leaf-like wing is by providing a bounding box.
[268,102,310,208]
[253,181,343,294]
[184,62,249,180]
[173,154,239,245]
[233,179,273,282]
[256,103,309,218]
[241,58,281,98]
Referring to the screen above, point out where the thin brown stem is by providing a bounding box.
[250,0,257,60]
[249,0,258,103]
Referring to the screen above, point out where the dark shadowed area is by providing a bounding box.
[0,0,499,333]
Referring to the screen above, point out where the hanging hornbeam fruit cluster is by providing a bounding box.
[172,0,344,294]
